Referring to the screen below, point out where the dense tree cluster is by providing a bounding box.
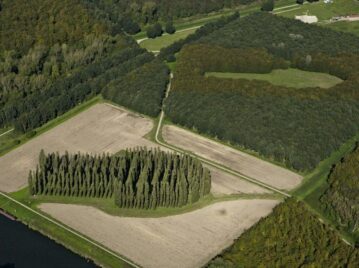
[83,0,255,26]
[102,60,169,117]
[158,12,240,61]
[320,145,359,242]
[146,23,163,38]
[29,149,211,209]
[199,12,359,58]
[165,43,359,171]
[207,199,359,267]
[0,47,155,132]
[0,0,111,53]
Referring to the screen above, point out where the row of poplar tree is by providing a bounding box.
[28,148,211,209]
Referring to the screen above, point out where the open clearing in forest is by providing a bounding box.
[40,199,279,268]
[163,125,303,190]
[0,103,155,193]
[206,68,343,89]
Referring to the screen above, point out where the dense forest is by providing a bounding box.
[165,13,359,171]
[207,199,359,267]
[83,0,255,26]
[199,12,359,57]
[320,145,359,242]
[29,149,211,209]
[158,12,240,62]
[102,59,169,117]
[0,0,173,133]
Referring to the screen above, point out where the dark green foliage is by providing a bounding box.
[297,0,304,4]
[320,145,359,241]
[165,43,359,171]
[102,60,169,117]
[83,0,255,26]
[0,47,154,132]
[0,0,111,53]
[165,21,176,34]
[199,12,359,58]
[146,23,163,38]
[158,12,240,61]
[261,0,274,11]
[207,199,359,267]
[29,149,211,209]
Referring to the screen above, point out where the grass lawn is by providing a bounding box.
[277,0,359,21]
[324,20,359,36]
[206,68,342,89]
[140,28,197,51]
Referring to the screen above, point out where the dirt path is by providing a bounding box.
[40,199,279,268]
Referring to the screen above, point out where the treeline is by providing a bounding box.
[84,0,254,26]
[0,47,154,132]
[0,0,111,53]
[0,34,134,108]
[102,60,169,117]
[199,12,359,59]
[166,44,359,171]
[29,149,211,209]
[207,199,359,267]
[158,12,240,62]
[320,145,359,242]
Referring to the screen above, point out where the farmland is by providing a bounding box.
[206,68,343,89]
[0,103,155,192]
[163,125,302,190]
[39,199,279,268]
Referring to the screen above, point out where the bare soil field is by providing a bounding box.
[207,166,270,195]
[163,125,303,190]
[40,199,279,268]
[0,103,156,192]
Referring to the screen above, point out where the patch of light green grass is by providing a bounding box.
[206,68,342,89]
[277,0,359,21]
[324,20,359,37]
[140,28,197,51]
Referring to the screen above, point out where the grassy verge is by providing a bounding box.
[0,193,133,268]
[12,188,279,219]
[0,96,102,157]
[324,21,359,37]
[206,68,343,89]
[140,28,197,51]
[293,131,359,245]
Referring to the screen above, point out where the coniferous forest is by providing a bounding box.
[29,149,211,209]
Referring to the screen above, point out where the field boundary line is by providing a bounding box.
[0,191,140,268]
[155,73,291,198]
[0,128,14,138]
[273,7,302,15]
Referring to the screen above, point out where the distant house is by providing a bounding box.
[295,15,318,24]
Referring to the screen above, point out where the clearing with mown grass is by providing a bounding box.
[206,68,343,89]
[163,125,303,190]
[39,199,279,268]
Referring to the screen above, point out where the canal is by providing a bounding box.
[0,213,97,268]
